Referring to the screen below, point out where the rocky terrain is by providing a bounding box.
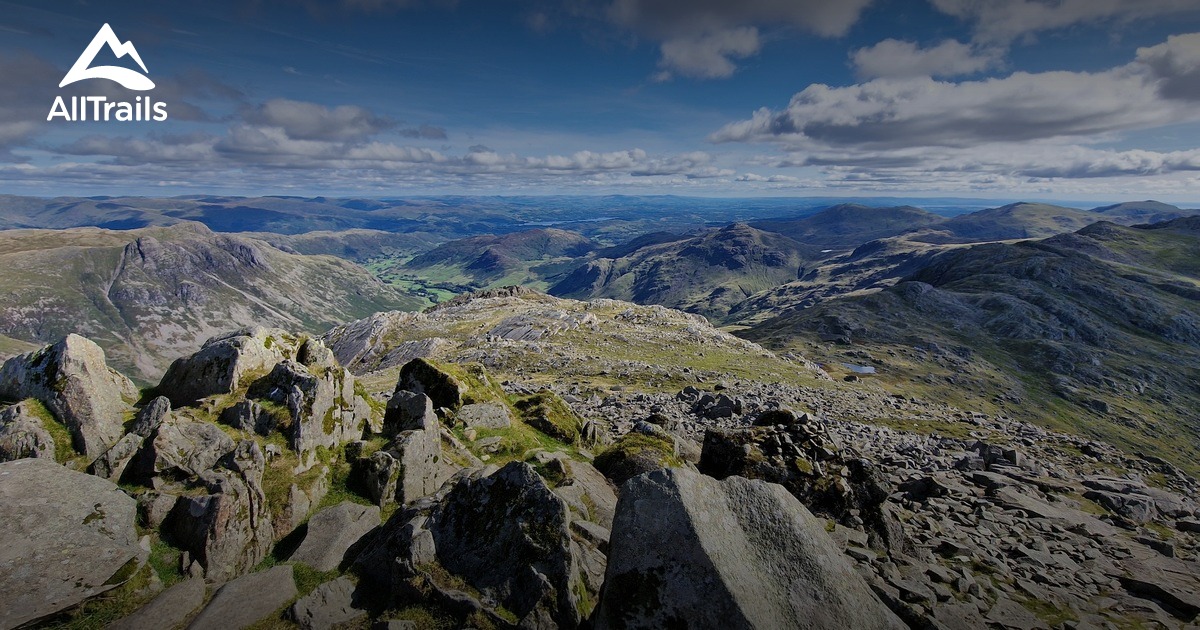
[1,289,1197,629]
[0,222,421,382]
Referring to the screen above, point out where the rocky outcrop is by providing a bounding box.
[0,334,137,459]
[289,576,366,630]
[157,327,294,405]
[0,458,143,629]
[137,418,237,480]
[356,462,586,629]
[384,390,435,435]
[166,440,273,582]
[594,468,905,630]
[354,411,453,508]
[0,400,56,462]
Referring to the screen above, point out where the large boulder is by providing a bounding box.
[110,578,207,630]
[0,400,56,462]
[157,327,293,406]
[166,441,273,582]
[456,402,512,429]
[0,334,137,459]
[593,468,906,630]
[0,458,142,628]
[136,418,237,481]
[397,358,465,410]
[594,432,681,486]
[288,576,367,630]
[383,390,435,435]
[356,462,584,629]
[290,501,380,572]
[355,414,453,508]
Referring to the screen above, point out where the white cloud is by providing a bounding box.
[242,99,394,142]
[930,0,1200,44]
[657,27,761,79]
[607,0,875,79]
[1137,33,1200,100]
[851,39,999,79]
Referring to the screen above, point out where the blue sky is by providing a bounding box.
[2,0,1200,201]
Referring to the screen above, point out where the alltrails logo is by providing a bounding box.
[47,24,168,122]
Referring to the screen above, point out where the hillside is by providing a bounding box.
[0,222,422,381]
[749,204,946,249]
[549,223,815,321]
[745,219,1200,470]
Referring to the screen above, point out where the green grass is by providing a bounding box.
[21,398,88,466]
[510,391,583,444]
[148,537,186,588]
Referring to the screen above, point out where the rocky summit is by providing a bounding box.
[0,288,1198,629]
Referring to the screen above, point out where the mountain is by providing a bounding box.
[745,218,1200,468]
[1092,200,1195,224]
[924,202,1105,242]
[549,223,815,321]
[401,228,597,286]
[0,222,422,381]
[243,229,438,263]
[749,204,946,249]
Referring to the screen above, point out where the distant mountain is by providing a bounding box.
[242,229,438,263]
[549,223,814,321]
[745,218,1200,463]
[749,204,946,249]
[924,202,1103,242]
[0,222,422,381]
[1091,200,1195,224]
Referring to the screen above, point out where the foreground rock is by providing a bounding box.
[0,334,137,459]
[290,501,380,572]
[356,462,585,629]
[111,578,207,630]
[594,468,905,630]
[0,458,143,628]
[188,564,296,630]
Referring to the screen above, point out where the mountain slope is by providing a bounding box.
[749,204,946,249]
[549,223,815,321]
[744,219,1200,469]
[0,222,422,381]
[400,228,597,287]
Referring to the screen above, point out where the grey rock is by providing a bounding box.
[139,419,236,480]
[397,358,465,410]
[356,462,583,629]
[110,577,206,630]
[0,334,137,459]
[359,450,400,507]
[167,441,273,581]
[188,565,296,630]
[456,402,512,429]
[593,468,905,630]
[0,400,56,462]
[246,359,371,457]
[384,390,436,435]
[218,399,279,435]
[158,327,293,406]
[291,501,381,572]
[90,432,144,481]
[1085,489,1157,523]
[289,576,366,630]
[0,458,142,629]
[130,396,171,438]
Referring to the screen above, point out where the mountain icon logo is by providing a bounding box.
[59,24,155,91]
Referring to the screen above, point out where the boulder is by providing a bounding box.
[218,399,280,435]
[1085,489,1158,523]
[356,462,584,629]
[137,418,236,480]
[0,334,137,459]
[167,441,273,581]
[359,450,400,507]
[513,391,584,444]
[593,468,905,630]
[91,432,145,481]
[397,358,465,410]
[110,577,207,630]
[356,416,453,507]
[456,402,512,429]
[288,576,366,630]
[188,565,296,630]
[594,432,680,486]
[384,390,436,435]
[0,400,56,462]
[0,458,142,629]
[130,396,171,438]
[291,501,381,572]
[158,327,293,406]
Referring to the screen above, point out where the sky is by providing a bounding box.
[2,0,1200,201]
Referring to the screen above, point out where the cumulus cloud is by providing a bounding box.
[851,39,999,79]
[930,0,1200,44]
[398,124,448,140]
[607,0,875,79]
[242,99,394,141]
[712,33,1200,150]
[657,27,760,79]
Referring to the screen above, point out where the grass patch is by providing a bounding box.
[511,391,583,444]
[148,537,186,588]
[22,398,85,465]
[291,563,342,599]
[39,564,156,629]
